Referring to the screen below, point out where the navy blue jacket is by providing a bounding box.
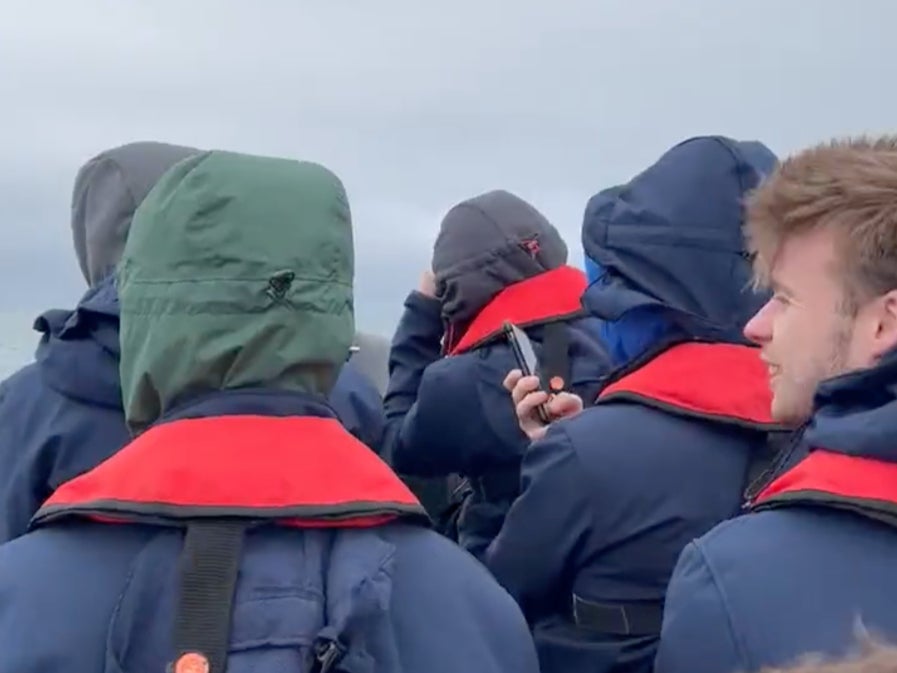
[0,278,386,543]
[382,268,611,555]
[0,391,538,673]
[483,136,783,673]
[656,351,897,673]
[0,278,130,543]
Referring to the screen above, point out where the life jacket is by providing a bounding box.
[571,342,791,638]
[447,265,587,395]
[31,414,429,673]
[752,449,897,529]
[597,342,781,427]
[448,265,586,355]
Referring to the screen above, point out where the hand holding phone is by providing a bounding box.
[503,321,553,424]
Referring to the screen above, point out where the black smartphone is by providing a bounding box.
[503,321,552,424]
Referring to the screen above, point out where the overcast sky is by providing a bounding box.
[1,0,896,335]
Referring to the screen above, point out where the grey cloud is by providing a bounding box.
[2,0,897,336]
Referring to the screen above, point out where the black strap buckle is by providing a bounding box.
[313,637,347,672]
[571,593,664,636]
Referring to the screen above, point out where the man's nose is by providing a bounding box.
[744,301,774,345]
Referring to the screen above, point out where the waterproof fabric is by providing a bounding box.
[431,189,568,331]
[484,343,780,673]
[71,141,201,287]
[385,188,590,550]
[0,149,538,672]
[0,392,538,673]
[117,150,355,432]
[483,136,782,673]
[656,350,897,673]
[582,135,776,342]
[0,277,129,542]
[0,283,384,543]
[383,267,611,555]
[0,149,384,542]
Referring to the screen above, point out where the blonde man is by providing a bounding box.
[656,137,897,673]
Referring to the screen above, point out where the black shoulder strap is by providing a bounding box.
[169,521,248,673]
[168,519,354,673]
[540,322,571,393]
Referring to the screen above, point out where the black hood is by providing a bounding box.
[431,189,567,324]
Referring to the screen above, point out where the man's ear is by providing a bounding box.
[873,289,897,358]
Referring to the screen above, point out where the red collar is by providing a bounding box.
[598,343,781,428]
[33,415,428,529]
[755,449,897,510]
[449,266,587,355]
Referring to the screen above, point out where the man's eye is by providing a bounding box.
[772,292,789,305]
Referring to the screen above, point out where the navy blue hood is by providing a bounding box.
[803,349,897,464]
[33,275,122,409]
[581,136,777,343]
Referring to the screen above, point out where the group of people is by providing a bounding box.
[0,134,895,673]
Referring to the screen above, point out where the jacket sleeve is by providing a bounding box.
[654,541,748,673]
[380,291,445,470]
[0,368,47,542]
[483,424,593,616]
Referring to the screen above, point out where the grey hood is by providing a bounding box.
[71,141,201,287]
[431,189,568,325]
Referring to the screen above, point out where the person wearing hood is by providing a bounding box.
[381,189,612,552]
[0,143,387,543]
[655,137,897,673]
[495,136,788,673]
[0,150,539,673]
[0,141,199,542]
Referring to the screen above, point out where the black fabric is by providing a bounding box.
[472,468,520,502]
[743,429,801,503]
[432,190,568,325]
[435,476,471,541]
[171,521,248,673]
[397,475,448,523]
[572,594,664,636]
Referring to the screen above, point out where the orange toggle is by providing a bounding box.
[174,652,210,673]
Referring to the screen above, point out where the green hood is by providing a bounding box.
[117,150,354,433]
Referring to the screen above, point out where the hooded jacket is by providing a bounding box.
[483,136,787,673]
[432,189,568,334]
[0,151,538,673]
[656,350,897,673]
[0,143,385,543]
[0,143,199,542]
[382,189,611,554]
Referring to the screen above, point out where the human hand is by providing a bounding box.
[418,270,437,298]
[503,369,584,441]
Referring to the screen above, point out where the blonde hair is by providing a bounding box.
[758,639,897,673]
[746,136,897,310]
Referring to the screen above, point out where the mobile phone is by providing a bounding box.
[503,321,553,424]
